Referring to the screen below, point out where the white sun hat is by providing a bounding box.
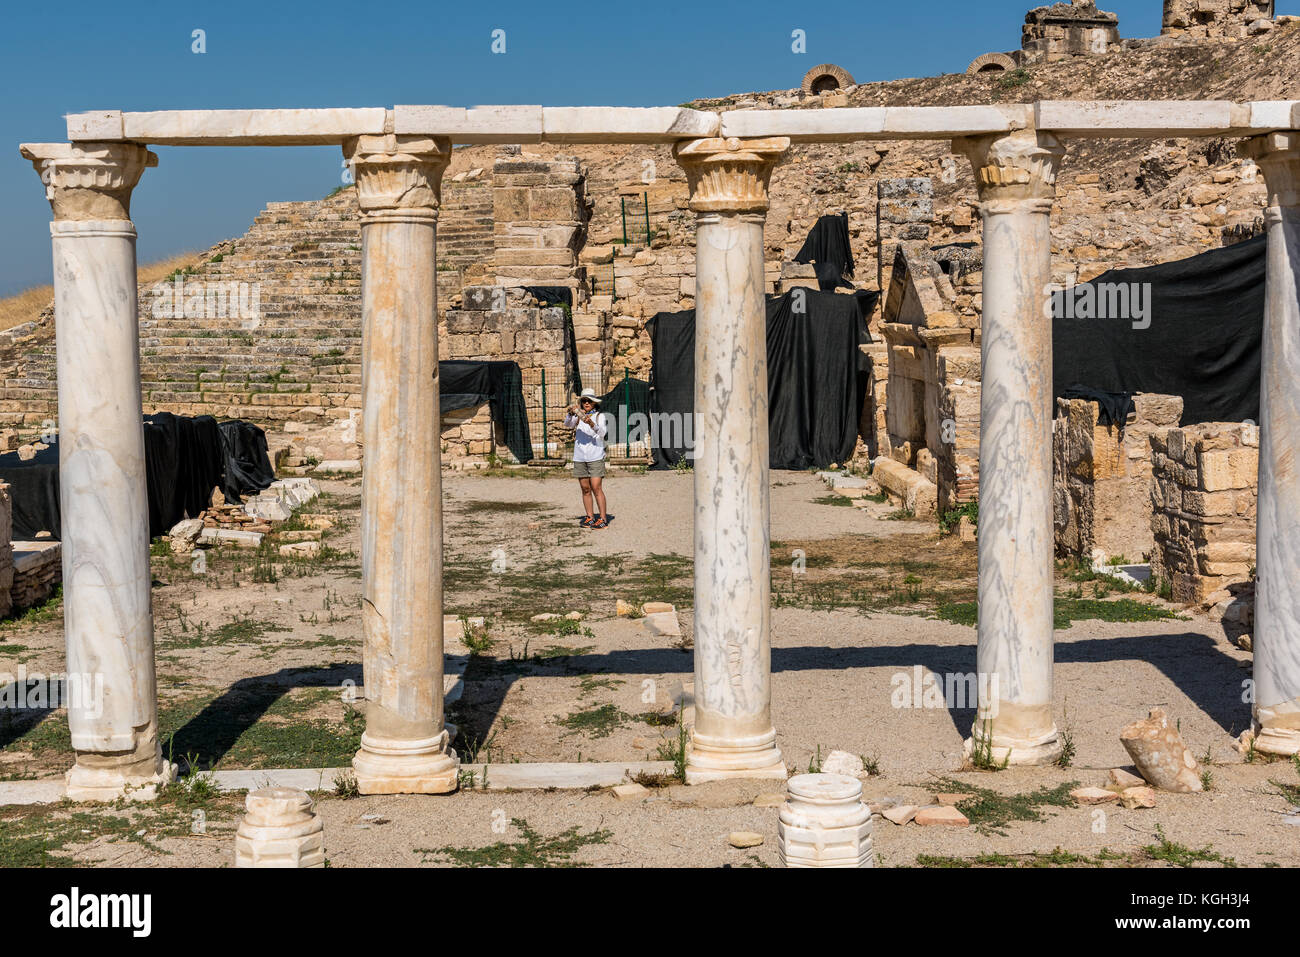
[578,388,601,405]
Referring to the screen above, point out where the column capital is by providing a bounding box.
[1242,131,1300,210]
[343,134,451,218]
[672,136,790,213]
[20,141,156,221]
[952,129,1065,211]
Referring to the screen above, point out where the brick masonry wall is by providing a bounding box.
[1053,392,1184,561]
[1149,420,1258,603]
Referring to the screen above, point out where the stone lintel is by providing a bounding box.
[47,101,1300,147]
[719,105,1032,142]
[66,108,390,145]
[1035,100,1254,137]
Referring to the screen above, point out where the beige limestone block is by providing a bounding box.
[1119,708,1203,792]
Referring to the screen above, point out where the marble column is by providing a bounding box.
[344,134,459,793]
[953,129,1066,765]
[672,136,789,783]
[1241,132,1300,757]
[21,142,173,800]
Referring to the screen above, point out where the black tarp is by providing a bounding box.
[1052,235,1265,425]
[647,289,870,470]
[0,416,275,541]
[1057,386,1136,432]
[793,213,855,290]
[145,413,229,536]
[597,375,651,455]
[0,444,60,540]
[440,359,533,464]
[217,420,275,504]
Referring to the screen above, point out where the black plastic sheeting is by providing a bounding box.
[1057,386,1136,433]
[597,375,651,454]
[646,289,871,470]
[145,413,228,539]
[793,213,855,290]
[440,359,533,464]
[0,444,60,541]
[0,415,276,541]
[218,420,275,504]
[1053,235,1265,426]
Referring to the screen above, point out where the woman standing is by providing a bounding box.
[564,388,610,528]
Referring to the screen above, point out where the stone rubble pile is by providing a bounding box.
[169,478,322,553]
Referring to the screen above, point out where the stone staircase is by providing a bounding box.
[0,180,495,429]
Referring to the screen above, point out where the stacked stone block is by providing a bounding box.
[876,179,934,303]
[1149,421,1258,603]
[1053,393,1183,561]
[1162,0,1274,39]
[1022,2,1121,62]
[492,154,590,295]
[880,242,981,512]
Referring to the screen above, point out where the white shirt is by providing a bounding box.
[565,408,608,462]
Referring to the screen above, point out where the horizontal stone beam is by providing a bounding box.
[394,105,544,142]
[394,105,719,142]
[57,101,1300,148]
[718,105,1033,141]
[1033,100,1279,137]
[541,106,719,142]
[67,108,389,145]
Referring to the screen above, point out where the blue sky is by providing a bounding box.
[1,0,1295,296]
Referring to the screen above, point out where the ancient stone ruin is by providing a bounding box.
[14,90,1300,810]
[1163,0,1276,39]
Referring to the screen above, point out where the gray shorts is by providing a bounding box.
[573,458,606,479]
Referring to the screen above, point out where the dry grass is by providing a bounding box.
[0,252,203,333]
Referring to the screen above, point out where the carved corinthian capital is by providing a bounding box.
[20,141,157,221]
[952,129,1065,209]
[343,134,451,219]
[1242,132,1300,210]
[672,136,790,214]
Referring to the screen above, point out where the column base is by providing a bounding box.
[352,729,460,794]
[65,758,177,803]
[1238,725,1300,757]
[684,728,787,784]
[964,725,1062,767]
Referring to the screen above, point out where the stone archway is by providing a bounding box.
[801,63,855,94]
[966,52,1017,75]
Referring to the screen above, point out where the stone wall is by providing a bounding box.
[1162,0,1275,39]
[492,153,590,295]
[876,179,934,319]
[879,242,981,513]
[440,403,502,468]
[1053,393,1183,561]
[1022,2,1121,62]
[11,541,60,612]
[1149,421,1258,603]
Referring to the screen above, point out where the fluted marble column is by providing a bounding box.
[21,141,173,800]
[672,136,789,783]
[345,134,459,793]
[953,129,1066,765]
[1241,132,1300,757]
